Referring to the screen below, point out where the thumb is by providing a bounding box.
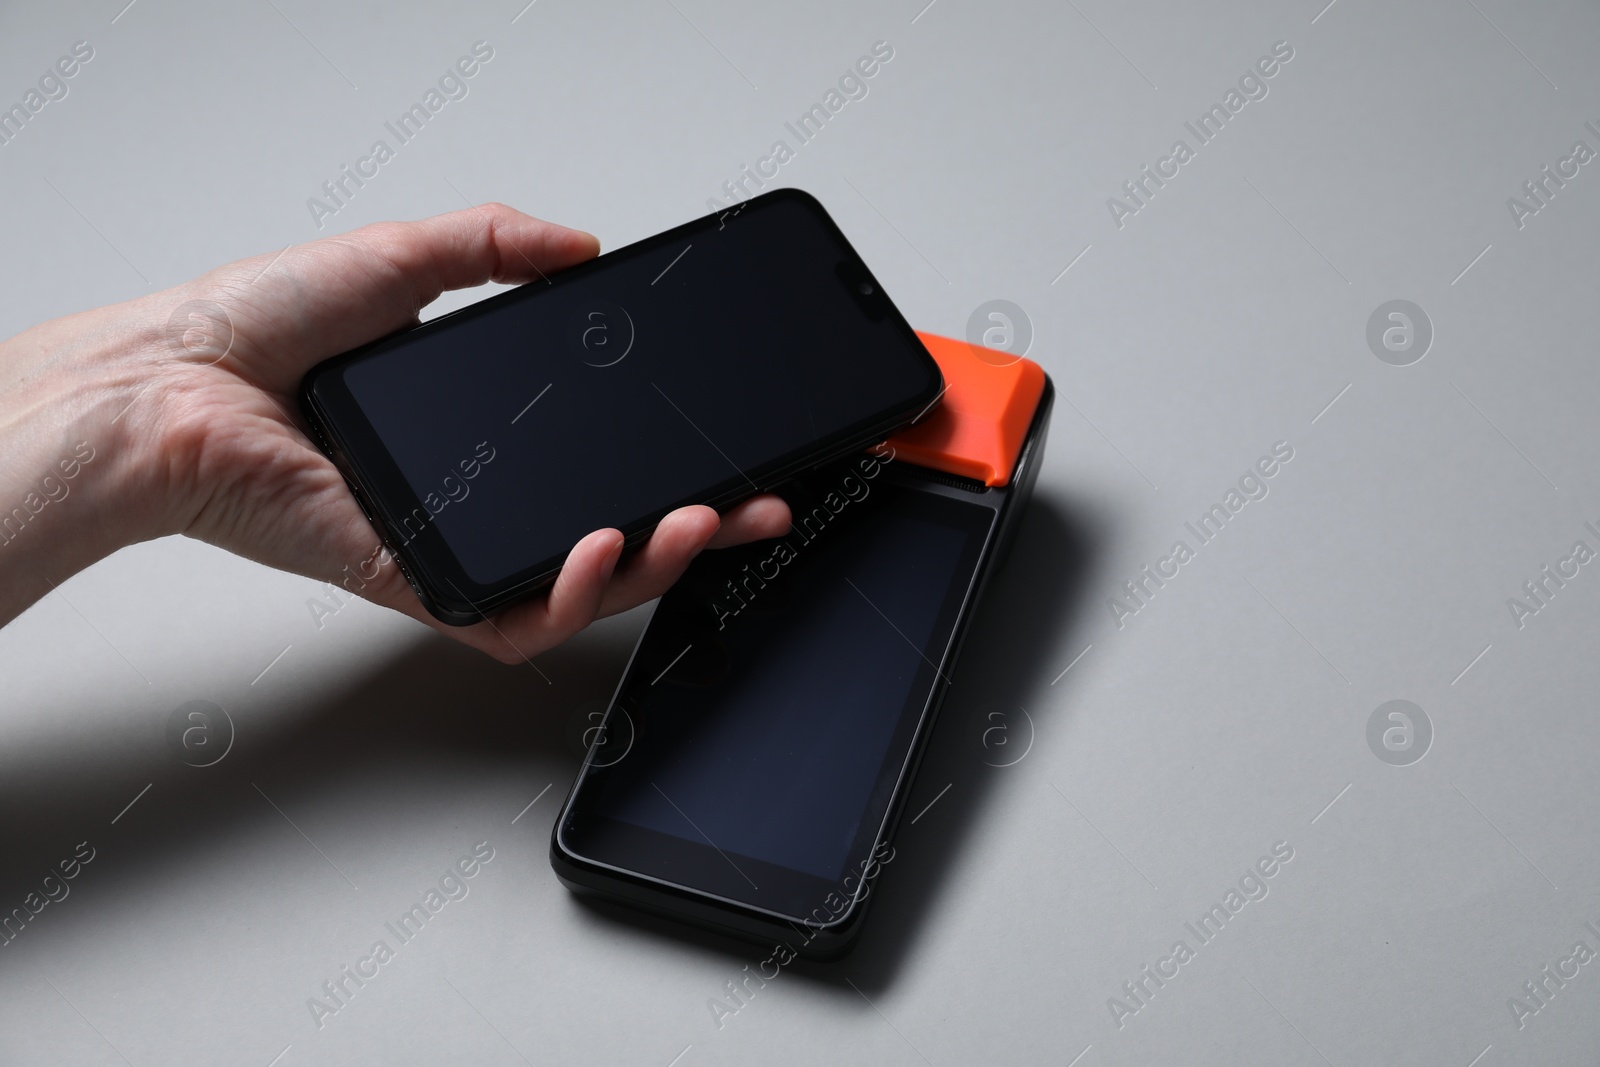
[192,203,600,387]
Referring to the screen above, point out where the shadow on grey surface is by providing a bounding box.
[0,611,635,927]
[555,494,1103,992]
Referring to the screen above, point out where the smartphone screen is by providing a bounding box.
[556,465,995,919]
[302,190,942,622]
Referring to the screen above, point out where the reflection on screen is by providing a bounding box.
[588,487,984,882]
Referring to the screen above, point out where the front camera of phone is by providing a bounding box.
[857,282,875,296]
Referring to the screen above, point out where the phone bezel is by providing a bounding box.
[299,188,944,625]
[554,483,994,921]
[551,378,1054,958]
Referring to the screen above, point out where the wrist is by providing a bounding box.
[0,300,167,623]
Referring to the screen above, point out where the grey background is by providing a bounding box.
[1,0,1596,1064]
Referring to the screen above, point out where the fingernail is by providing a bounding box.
[600,535,625,581]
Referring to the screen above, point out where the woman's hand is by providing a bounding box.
[0,203,790,661]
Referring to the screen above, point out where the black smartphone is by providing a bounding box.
[550,375,1053,959]
[299,189,943,625]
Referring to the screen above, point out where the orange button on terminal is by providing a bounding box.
[882,331,1046,487]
